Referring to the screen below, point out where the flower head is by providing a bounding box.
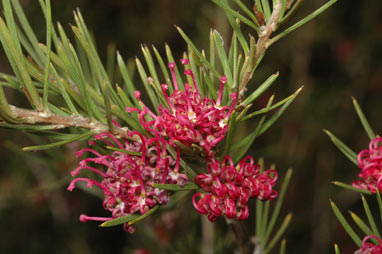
[127,59,237,156]
[192,155,278,222]
[68,131,188,232]
[355,235,382,254]
[353,137,382,193]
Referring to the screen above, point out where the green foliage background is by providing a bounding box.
[0,0,381,253]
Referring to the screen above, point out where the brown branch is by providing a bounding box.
[226,218,254,254]
[6,105,137,140]
[239,1,283,93]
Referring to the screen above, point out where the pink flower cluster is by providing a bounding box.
[68,131,188,233]
[355,235,382,254]
[353,137,382,193]
[127,59,237,156]
[192,155,278,222]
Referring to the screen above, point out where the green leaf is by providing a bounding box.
[0,17,42,110]
[256,198,263,239]
[324,129,358,165]
[361,195,381,239]
[330,200,362,247]
[260,200,270,241]
[135,57,160,112]
[165,43,185,91]
[152,45,173,94]
[332,181,372,195]
[152,183,199,191]
[41,0,52,110]
[352,97,375,140]
[259,87,303,135]
[103,82,116,134]
[279,239,287,254]
[116,52,139,107]
[212,0,259,31]
[23,131,93,151]
[232,0,259,26]
[242,72,279,106]
[263,168,293,246]
[105,146,141,156]
[334,243,340,254]
[101,205,159,227]
[221,0,251,53]
[213,30,233,89]
[233,95,274,163]
[265,213,292,253]
[141,45,167,105]
[222,111,237,156]
[270,0,339,46]
[176,26,220,78]
[261,0,271,20]
[241,88,301,121]
[349,211,375,239]
[376,189,382,227]
[12,0,45,64]
[3,0,22,54]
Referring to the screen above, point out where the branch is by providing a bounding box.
[4,105,137,140]
[226,218,255,254]
[239,0,283,93]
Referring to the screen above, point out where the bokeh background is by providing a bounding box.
[0,0,381,253]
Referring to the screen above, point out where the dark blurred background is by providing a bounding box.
[0,0,381,253]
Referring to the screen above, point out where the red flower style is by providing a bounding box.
[67,131,188,233]
[192,155,278,222]
[353,137,382,193]
[355,235,382,254]
[127,59,237,156]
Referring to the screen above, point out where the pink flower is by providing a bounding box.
[127,59,237,156]
[68,131,188,232]
[355,235,382,254]
[353,137,382,193]
[192,155,278,221]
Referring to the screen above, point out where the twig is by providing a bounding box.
[4,105,136,140]
[239,0,283,92]
[226,218,254,254]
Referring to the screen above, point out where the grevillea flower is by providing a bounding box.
[353,137,382,193]
[192,155,278,222]
[127,59,237,156]
[355,235,382,254]
[67,131,188,233]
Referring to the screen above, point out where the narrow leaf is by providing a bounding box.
[265,213,292,253]
[263,168,293,245]
[361,195,381,238]
[101,205,159,227]
[176,26,220,78]
[242,72,279,106]
[330,200,362,247]
[23,132,93,151]
[324,129,358,165]
[153,183,199,191]
[352,97,375,140]
[332,181,372,195]
[270,0,339,45]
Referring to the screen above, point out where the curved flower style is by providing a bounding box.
[67,131,188,233]
[355,235,382,254]
[127,59,238,156]
[353,137,382,193]
[192,155,278,222]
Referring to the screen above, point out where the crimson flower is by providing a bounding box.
[353,137,382,193]
[68,131,188,233]
[192,155,278,222]
[355,235,382,254]
[127,59,237,156]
